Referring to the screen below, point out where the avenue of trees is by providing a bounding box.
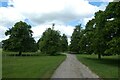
[2,2,119,58]
[2,22,68,56]
[69,2,120,59]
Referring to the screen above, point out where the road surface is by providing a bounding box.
[52,53,99,78]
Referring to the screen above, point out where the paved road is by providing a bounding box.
[52,53,99,78]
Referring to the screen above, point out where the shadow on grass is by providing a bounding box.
[83,56,119,67]
[2,52,66,57]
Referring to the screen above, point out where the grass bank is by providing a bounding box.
[2,52,66,78]
[76,54,119,78]
[0,48,2,79]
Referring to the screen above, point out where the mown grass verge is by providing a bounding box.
[2,51,66,78]
[0,48,2,79]
[76,54,119,78]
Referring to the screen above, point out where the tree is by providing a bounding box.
[93,10,107,59]
[78,2,120,59]
[60,34,68,52]
[69,24,81,53]
[78,30,86,54]
[79,19,95,54]
[104,2,120,55]
[2,21,37,56]
[39,27,61,55]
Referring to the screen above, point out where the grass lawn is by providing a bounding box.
[76,54,119,78]
[2,52,66,78]
[0,48,2,79]
[0,48,2,52]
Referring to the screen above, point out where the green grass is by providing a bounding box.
[76,54,119,78]
[2,51,46,56]
[0,48,2,54]
[2,52,66,78]
[0,48,2,79]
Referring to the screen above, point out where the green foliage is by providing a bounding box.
[69,24,82,53]
[105,2,120,19]
[39,28,61,55]
[2,21,37,55]
[60,34,68,52]
[79,19,95,54]
[105,37,120,55]
[104,2,120,55]
[75,2,120,59]
[94,10,107,59]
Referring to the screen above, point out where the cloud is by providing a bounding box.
[0,7,25,28]
[80,2,109,28]
[12,0,100,25]
[0,0,110,42]
[0,26,9,41]
[80,16,94,28]
[31,24,74,42]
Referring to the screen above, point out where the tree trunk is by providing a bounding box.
[19,51,22,56]
[98,53,101,59]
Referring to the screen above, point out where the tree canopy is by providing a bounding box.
[38,27,61,55]
[71,2,120,59]
[69,24,82,53]
[2,21,37,55]
[60,34,68,52]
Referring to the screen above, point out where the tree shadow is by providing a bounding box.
[84,56,119,67]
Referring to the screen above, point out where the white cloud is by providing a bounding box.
[0,7,25,28]
[31,24,74,43]
[81,16,94,28]
[0,0,109,42]
[0,26,9,41]
[12,0,100,25]
[80,2,108,28]
[98,2,109,10]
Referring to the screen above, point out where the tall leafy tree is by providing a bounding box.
[78,2,120,59]
[2,21,37,55]
[39,27,61,55]
[93,10,107,59]
[78,30,86,54]
[60,34,68,52]
[79,19,95,54]
[104,2,120,55]
[69,24,81,53]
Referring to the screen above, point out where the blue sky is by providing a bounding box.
[89,2,109,7]
[0,0,109,6]
[0,2,8,7]
[0,0,14,7]
[68,2,109,27]
[0,0,111,42]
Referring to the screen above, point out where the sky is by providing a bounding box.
[0,0,114,44]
